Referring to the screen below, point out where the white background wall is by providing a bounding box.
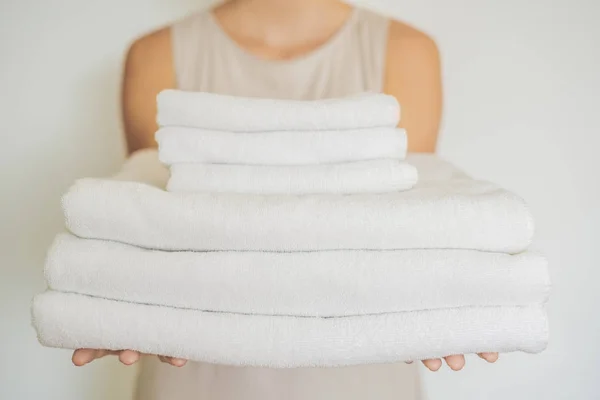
[1,0,598,398]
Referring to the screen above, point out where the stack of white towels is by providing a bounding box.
[32,91,550,367]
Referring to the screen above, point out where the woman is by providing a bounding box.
[73,0,499,398]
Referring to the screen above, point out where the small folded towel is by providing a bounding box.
[32,291,549,368]
[166,160,418,194]
[62,175,533,254]
[156,90,400,132]
[114,150,467,187]
[46,234,550,317]
[156,127,407,165]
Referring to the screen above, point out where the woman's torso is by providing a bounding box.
[135,7,422,400]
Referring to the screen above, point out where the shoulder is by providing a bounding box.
[356,9,441,81]
[357,8,439,59]
[383,18,442,95]
[125,27,172,68]
[379,18,443,152]
[123,26,176,91]
[386,20,440,67]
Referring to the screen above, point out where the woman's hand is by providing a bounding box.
[412,353,499,371]
[72,349,497,371]
[72,349,187,367]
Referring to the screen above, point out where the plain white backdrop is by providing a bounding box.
[1,0,599,398]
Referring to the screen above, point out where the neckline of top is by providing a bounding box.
[205,7,360,67]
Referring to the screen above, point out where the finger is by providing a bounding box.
[478,352,499,363]
[444,355,465,371]
[158,355,187,367]
[171,358,187,367]
[165,357,187,367]
[119,350,141,365]
[72,349,96,366]
[158,355,176,365]
[422,358,442,371]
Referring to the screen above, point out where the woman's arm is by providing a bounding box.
[383,21,443,153]
[71,29,182,368]
[384,24,500,371]
[121,27,176,154]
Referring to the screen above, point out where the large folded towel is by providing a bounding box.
[166,160,418,194]
[156,90,400,132]
[46,234,550,317]
[156,127,408,166]
[32,291,548,368]
[62,175,533,253]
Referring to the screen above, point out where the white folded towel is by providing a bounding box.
[156,127,407,166]
[156,90,400,132]
[46,234,550,317]
[166,160,418,194]
[62,175,533,253]
[32,291,549,368]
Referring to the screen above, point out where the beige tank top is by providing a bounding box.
[171,7,389,99]
[135,7,423,400]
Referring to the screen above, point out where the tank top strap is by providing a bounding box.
[352,8,391,92]
[170,10,213,90]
